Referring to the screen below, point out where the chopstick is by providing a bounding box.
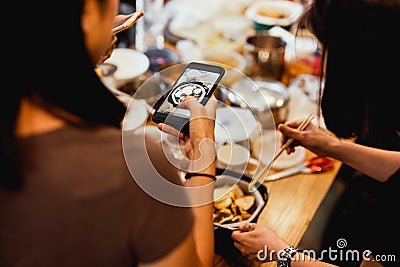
[215,224,241,231]
[248,114,315,192]
[112,10,144,34]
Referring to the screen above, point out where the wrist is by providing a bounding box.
[187,162,216,176]
[325,135,345,159]
[191,138,215,156]
[185,172,216,180]
[277,245,299,267]
[184,168,216,187]
[189,142,216,172]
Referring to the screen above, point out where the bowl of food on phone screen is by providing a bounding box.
[168,81,208,106]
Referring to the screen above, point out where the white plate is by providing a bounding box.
[104,48,149,81]
[215,106,259,146]
[251,130,305,170]
[122,99,149,131]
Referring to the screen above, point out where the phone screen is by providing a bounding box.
[157,65,223,117]
[152,62,225,130]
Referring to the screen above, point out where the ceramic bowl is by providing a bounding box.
[245,0,304,31]
[103,48,150,88]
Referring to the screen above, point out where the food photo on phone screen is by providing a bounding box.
[153,63,225,120]
[167,68,219,110]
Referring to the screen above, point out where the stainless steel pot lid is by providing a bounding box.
[228,78,289,110]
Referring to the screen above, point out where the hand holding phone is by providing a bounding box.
[112,10,144,34]
[152,62,225,132]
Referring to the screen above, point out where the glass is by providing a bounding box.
[135,0,166,52]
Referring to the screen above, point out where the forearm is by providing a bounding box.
[191,195,215,267]
[326,138,400,182]
[184,145,216,267]
[184,175,215,267]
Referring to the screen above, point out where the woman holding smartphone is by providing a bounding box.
[1,0,219,266]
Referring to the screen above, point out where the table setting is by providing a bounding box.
[96,0,332,196]
[94,2,342,264]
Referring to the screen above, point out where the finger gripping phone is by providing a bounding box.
[152,62,225,132]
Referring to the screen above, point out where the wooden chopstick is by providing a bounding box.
[112,10,144,34]
[215,224,241,231]
[248,114,315,191]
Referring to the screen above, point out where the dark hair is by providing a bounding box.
[298,0,400,149]
[1,0,126,189]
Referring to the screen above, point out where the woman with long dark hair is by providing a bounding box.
[0,0,218,266]
[231,0,399,266]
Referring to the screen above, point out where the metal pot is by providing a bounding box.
[244,32,286,81]
[218,78,289,129]
[214,169,268,258]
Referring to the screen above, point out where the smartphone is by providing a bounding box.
[152,62,225,132]
[112,10,144,34]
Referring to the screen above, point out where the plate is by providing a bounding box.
[215,106,260,146]
[169,13,253,52]
[104,48,149,82]
[143,47,181,73]
[251,130,306,170]
[122,98,149,131]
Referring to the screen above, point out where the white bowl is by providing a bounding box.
[246,0,304,30]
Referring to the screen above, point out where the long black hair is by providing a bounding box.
[1,0,126,189]
[298,0,400,149]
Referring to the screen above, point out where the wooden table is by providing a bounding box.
[253,149,342,267]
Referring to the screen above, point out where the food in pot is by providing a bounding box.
[235,195,255,211]
[213,184,256,225]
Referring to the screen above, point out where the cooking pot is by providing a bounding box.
[219,78,289,129]
[244,32,286,81]
[214,168,268,261]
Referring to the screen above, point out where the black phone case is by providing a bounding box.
[151,62,224,132]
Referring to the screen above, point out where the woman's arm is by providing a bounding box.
[278,122,400,182]
[146,96,217,267]
[325,138,400,182]
[231,223,338,267]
